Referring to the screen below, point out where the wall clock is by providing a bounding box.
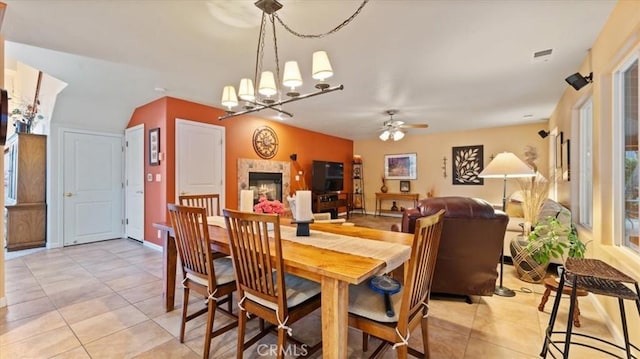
[252,126,279,159]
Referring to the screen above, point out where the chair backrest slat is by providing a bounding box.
[179,193,221,217]
[399,209,445,323]
[224,209,287,312]
[168,204,216,289]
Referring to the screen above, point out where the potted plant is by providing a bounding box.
[511,216,586,283]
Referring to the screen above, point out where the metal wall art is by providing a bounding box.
[452,145,484,185]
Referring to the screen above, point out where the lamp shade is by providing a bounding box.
[479,152,535,178]
[221,85,238,109]
[392,130,405,141]
[379,130,390,141]
[238,78,255,101]
[312,51,333,81]
[258,71,278,97]
[282,61,303,89]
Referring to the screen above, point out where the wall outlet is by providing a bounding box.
[157,230,161,239]
[155,174,161,182]
[147,173,153,182]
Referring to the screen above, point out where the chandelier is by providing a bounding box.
[218,0,369,121]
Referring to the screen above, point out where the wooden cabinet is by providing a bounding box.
[4,133,47,251]
[313,192,350,219]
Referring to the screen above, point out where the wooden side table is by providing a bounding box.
[538,277,588,327]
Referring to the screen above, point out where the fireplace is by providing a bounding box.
[248,172,283,204]
[237,159,291,210]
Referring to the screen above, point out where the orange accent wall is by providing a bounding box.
[128,97,353,245]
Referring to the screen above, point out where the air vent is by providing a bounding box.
[532,48,553,63]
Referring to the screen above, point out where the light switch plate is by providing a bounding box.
[147,173,153,182]
[155,173,161,182]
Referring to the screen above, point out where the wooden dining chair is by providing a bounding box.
[167,204,238,359]
[223,209,322,359]
[179,193,221,217]
[348,209,446,359]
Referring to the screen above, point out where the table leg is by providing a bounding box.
[538,287,551,311]
[162,230,177,312]
[321,277,348,359]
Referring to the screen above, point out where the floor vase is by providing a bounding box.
[510,237,549,283]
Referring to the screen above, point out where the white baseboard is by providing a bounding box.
[143,240,163,252]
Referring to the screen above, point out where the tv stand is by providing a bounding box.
[313,192,350,219]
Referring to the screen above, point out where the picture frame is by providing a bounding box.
[399,180,410,193]
[452,145,484,185]
[384,153,417,180]
[149,128,160,166]
[562,139,570,181]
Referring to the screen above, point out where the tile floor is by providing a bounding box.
[0,238,619,358]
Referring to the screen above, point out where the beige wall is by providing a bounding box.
[1,34,6,308]
[549,0,640,341]
[354,122,549,212]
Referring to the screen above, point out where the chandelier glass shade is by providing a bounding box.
[379,128,405,141]
[216,0,370,121]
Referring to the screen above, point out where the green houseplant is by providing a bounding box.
[511,216,586,283]
[526,216,586,265]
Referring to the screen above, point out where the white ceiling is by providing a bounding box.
[1,0,616,140]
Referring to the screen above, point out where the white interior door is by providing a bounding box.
[63,131,123,246]
[176,119,225,205]
[125,125,144,241]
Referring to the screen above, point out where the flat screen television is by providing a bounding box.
[312,160,344,192]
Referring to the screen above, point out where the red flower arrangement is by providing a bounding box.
[253,195,285,215]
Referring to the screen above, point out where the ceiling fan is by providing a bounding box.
[378,110,429,141]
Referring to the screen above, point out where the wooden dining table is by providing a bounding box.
[153,218,413,359]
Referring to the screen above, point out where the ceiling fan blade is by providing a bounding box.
[400,124,429,129]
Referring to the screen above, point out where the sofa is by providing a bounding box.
[392,196,508,297]
[502,194,572,264]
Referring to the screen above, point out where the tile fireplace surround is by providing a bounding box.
[237,158,291,208]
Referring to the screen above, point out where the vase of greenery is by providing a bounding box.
[510,216,586,283]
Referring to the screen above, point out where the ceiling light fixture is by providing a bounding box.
[218,0,369,121]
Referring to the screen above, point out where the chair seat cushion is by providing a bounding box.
[246,273,320,310]
[186,256,235,287]
[348,280,402,323]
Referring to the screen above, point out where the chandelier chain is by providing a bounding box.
[273,0,369,39]
[255,12,268,95]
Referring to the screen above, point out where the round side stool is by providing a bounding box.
[538,277,589,327]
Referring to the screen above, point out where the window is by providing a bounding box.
[617,54,639,254]
[579,98,593,228]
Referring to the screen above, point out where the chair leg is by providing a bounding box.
[236,311,247,359]
[277,328,287,359]
[421,316,430,359]
[395,344,408,359]
[180,287,190,343]
[203,300,216,359]
[227,293,233,313]
[362,332,369,352]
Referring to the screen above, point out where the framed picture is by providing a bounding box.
[562,139,570,181]
[452,145,484,185]
[399,180,410,193]
[149,128,160,166]
[384,153,417,180]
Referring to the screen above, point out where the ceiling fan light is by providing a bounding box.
[379,130,390,141]
[282,61,303,89]
[221,85,238,109]
[392,130,405,141]
[238,78,255,101]
[312,51,333,81]
[258,71,278,97]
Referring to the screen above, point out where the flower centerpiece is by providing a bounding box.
[11,104,44,134]
[253,195,285,215]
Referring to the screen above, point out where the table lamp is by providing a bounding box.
[479,152,535,297]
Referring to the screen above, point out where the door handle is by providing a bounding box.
[64,192,73,197]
